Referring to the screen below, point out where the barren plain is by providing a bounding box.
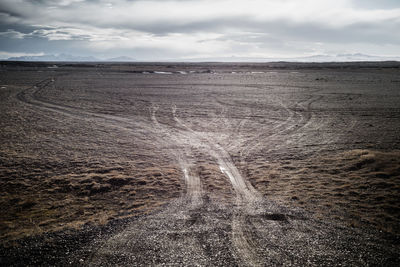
[1,61,400,265]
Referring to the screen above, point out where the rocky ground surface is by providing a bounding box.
[1,61,400,265]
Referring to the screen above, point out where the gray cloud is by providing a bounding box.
[0,0,399,60]
[351,0,400,10]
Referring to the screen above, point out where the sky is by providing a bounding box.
[0,0,399,61]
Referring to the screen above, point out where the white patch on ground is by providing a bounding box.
[154,71,173,75]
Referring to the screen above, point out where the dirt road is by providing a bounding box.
[1,62,400,265]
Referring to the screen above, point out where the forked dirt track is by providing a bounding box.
[11,73,399,266]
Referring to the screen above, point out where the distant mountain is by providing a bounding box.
[4,53,399,62]
[5,53,137,62]
[6,53,99,62]
[183,53,400,62]
[106,56,136,62]
[292,53,400,62]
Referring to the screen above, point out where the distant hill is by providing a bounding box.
[6,53,100,62]
[293,53,400,62]
[5,54,138,62]
[183,53,400,62]
[4,53,399,62]
[106,56,136,62]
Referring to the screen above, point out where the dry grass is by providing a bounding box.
[245,149,400,234]
[0,160,182,243]
[196,163,234,200]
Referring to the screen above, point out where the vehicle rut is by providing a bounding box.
[171,105,266,265]
[12,74,399,266]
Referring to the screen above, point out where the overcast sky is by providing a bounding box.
[0,0,399,60]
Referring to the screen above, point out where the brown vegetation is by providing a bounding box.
[246,149,400,234]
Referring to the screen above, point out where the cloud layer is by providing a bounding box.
[0,0,399,60]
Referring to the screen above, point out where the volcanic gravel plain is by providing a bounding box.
[1,61,400,266]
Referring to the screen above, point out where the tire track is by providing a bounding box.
[16,76,203,207]
[227,86,324,159]
[211,96,230,129]
[172,105,257,199]
[171,105,265,266]
[11,72,399,266]
[16,77,163,146]
[17,76,215,265]
[241,95,323,160]
[227,93,298,152]
[215,98,257,151]
[151,105,203,207]
[237,98,297,159]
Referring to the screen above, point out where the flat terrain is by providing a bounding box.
[1,61,400,265]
